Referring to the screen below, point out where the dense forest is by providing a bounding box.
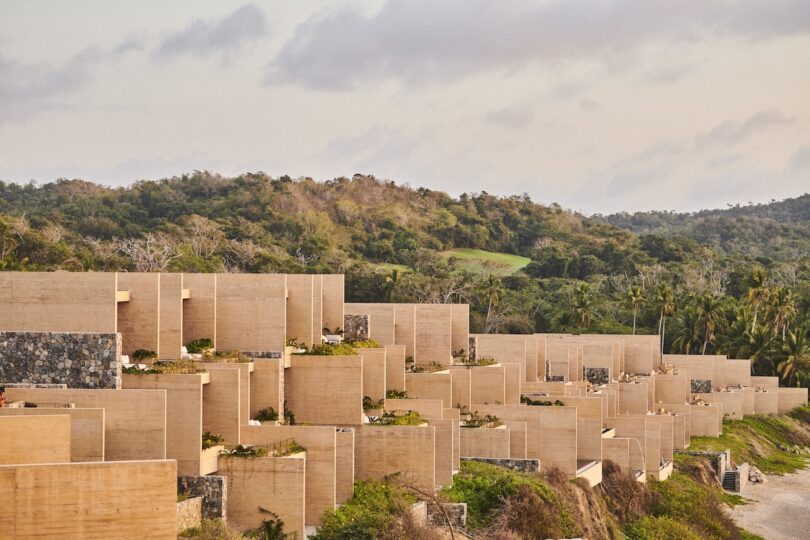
[1,172,809,387]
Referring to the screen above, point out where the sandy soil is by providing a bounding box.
[729,467,810,540]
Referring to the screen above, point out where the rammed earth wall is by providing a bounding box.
[0,332,122,389]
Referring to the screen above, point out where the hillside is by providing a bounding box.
[1,172,809,388]
[602,193,810,260]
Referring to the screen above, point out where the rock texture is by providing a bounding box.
[177,475,227,519]
[0,332,122,389]
[344,314,369,341]
[691,378,713,393]
[585,367,610,386]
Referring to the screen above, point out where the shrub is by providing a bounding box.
[455,356,497,367]
[312,481,414,540]
[202,349,250,363]
[368,410,424,426]
[132,349,157,361]
[406,361,445,373]
[186,338,213,354]
[625,516,702,540]
[178,518,246,539]
[347,339,382,348]
[362,396,384,412]
[254,407,279,422]
[385,389,408,399]
[521,396,565,406]
[460,411,502,428]
[202,431,224,450]
[124,360,202,375]
[296,343,357,356]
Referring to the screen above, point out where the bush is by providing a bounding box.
[368,411,424,426]
[178,518,246,539]
[347,339,381,348]
[254,407,279,422]
[132,349,157,361]
[202,431,224,450]
[295,343,357,356]
[625,516,702,540]
[186,338,214,353]
[385,389,408,399]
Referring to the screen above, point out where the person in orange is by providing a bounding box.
[0,386,6,408]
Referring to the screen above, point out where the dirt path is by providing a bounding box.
[729,467,810,540]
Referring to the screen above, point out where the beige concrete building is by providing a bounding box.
[0,271,807,537]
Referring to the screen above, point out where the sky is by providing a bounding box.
[1,1,809,215]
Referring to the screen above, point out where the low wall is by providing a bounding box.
[0,331,122,389]
[178,475,227,519]
[177,496,202,534]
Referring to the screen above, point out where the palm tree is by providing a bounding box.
[721,306,752,359]
[654,284,676,355]
[745,268,770,333]
[768,287,797,340]
[571,283,595,331]
[743,325,777,376]
[696,293,725,355]
[672,307,702,355]
[778,328,810,387]
[626,285,645,335]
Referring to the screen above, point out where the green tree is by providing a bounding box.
[653,285,676,355]
[672,307,702,355]
[626,285,645,335]
[695,294,725,355]
[745,268,770,333]
[571,283,595,330]
[768,287,797,340]
[778,328,810,387]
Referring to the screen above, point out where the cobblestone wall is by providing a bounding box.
[691,378,713,393]
[176,496,202,533]
[344,314,369,341]
[0,332,122,389]
[178,475,227,519]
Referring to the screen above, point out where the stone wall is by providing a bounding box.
[427,502,467,528]
[461,457,541,473]
[344,314,369,341]
[176,496,202,533]
[468,336,478,362]
[691,378,713,394]
[177,475,228,519]
[0,332,122,389]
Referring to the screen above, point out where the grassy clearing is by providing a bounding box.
[440,248,531,275]
[686,406,810,474]
[374,262,411,273]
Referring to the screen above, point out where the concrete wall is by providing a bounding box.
[321,275,345,334]
[0,415,71,465]
[725,359,751,387]
[689,403,723,436]
[203,368,241,444]
[394,304,416,357]
[219,454,306,537]
[450,304,470,356]
[335,429,355,505]
[216,274,286,354]
[0,460,177,539]
[116,272,161,357]
[242,424,337,526]
[0,272,117,334]
[504,421,528,459]
[460,426,511,459]
[5,387,167,460]
[355,425,436,490]
[123,372,205,476]
[359,348,387,403]
[614,382,650,414]
[201,362,252,428]
[405,371,453,408]
[0,331,121,389]
[345,303,396,346]
[385,398,444,420]
[449,366,472,409]
[250,358,284,420]
[384,345,406,392]
[470,365,505,405]
[182,273,217,348]
[159,273,184,360]
[556,396,604,464]
[414,305,453,366]
[473,404,579,477]
[286,274,318,346]
[286,355,364,425]
[426,418,455,486]
[778,387,808,413]
[0,407,105,462]
[754,390,779,414]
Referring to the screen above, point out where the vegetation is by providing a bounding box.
[406,361,446,373]
[185,338,214,353]
[686,405,810,474]
[454,356,498,367]
[293,343,357,356]
[520,396,565,406]
[1,175,809,387]
[122,360,202,375]
[220,440,305,458]
[201,349,251,363]
[385,389,408,399]
[253,407,279,423]
[367,411,424,426]
[131,349,157,361]
[460,411,502,428]
[346,339,381,348]
[201,431,224,450]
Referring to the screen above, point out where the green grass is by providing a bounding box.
[374,262,410,273]
[685,408,810,474]
[440,248,531,275]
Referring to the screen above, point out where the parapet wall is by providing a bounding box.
[0,331,122,389]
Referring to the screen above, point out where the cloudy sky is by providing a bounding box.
[1,1,808,214]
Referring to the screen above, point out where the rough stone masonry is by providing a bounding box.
[0,332,122,389]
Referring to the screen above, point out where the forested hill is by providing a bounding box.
[1,172,809,390]
[602,193,810,260]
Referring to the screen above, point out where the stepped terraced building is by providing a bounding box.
[0,271,806,538]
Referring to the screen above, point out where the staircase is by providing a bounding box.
[722,470,737,491]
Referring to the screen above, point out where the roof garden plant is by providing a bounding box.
[220,439,305,458]
[363,396,385,412]
[406,361,445,373]
[454,356,498,367]
[385,389,409,399]
[202,431,224,450]
[461,410,502,428]
[254,407,279,423]
[347,339,382,348]
[368,410,424,426]
[185,338,214,354]
[293,343,358,356]
[123,360,203,375]
[132,349,158,361]
[521,396,565,406]
[201,349,251,363]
